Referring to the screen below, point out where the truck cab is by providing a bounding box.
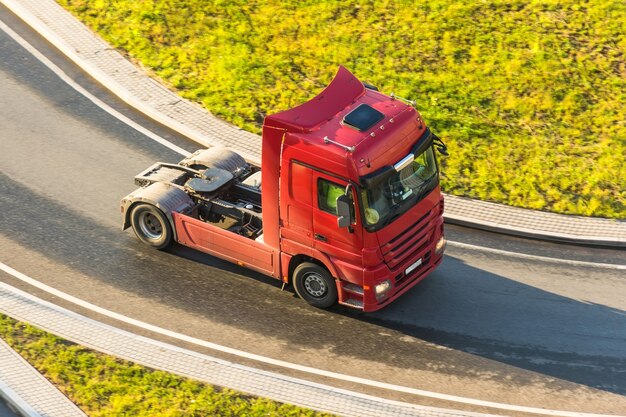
[263,66,446,311]
[121,66,446,312]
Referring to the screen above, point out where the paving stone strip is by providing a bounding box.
[444,195,626,245]
[3,0,624,247]
[0,283,495,417]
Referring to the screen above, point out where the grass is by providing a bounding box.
[57,0,626,218]
[0,314,333,417]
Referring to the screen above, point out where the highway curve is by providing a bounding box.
[1,11,625,416]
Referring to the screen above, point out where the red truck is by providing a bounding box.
[121,66,447,312]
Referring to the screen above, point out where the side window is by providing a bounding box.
[318,179,346,215]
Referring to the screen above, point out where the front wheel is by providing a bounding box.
[130,204,172,249]
[293,262,337,309]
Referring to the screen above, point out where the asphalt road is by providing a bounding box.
[0,398,19,417]
[1,12,625,415]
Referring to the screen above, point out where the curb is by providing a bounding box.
[445,215,626,247]
[0,381,38,417]
[444,195,626,248]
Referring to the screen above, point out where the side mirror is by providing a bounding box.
[336,195,353,228]
[432,134,449,156]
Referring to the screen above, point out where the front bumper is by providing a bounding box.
[337,234,446,312]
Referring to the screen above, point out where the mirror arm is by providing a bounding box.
[432,134,449,156]
[345,184,355,233]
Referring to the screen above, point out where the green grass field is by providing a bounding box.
[58,0,625,218]
[0,314,332,417]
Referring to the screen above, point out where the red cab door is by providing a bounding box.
[311,173,363,271]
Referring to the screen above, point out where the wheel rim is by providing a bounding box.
[138,211,163,240]
[303,272,327,298]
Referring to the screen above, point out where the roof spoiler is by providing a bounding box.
[263,66,365,133]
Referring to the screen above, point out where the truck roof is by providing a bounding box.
[264,66,425,178]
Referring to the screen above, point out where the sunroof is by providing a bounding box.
[343,104,384,131]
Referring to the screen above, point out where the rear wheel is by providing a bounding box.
[293,262,337,309]
[130,204,172,249]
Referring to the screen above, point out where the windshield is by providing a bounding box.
[360,145,438,229]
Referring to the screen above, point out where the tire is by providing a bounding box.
[293,262,338,309]
[130,204,172,249]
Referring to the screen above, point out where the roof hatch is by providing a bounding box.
[343,104,384,131]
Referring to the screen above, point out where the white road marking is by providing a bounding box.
[0,262,619,417]
[0,20,190,158]
[448,241,626,270]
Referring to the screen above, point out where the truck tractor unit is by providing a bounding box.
[121,66,447,312]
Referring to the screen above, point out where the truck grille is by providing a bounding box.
[380,210,434,270]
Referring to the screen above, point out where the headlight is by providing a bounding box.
[435,236,446,256]
[375,279,392,300]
